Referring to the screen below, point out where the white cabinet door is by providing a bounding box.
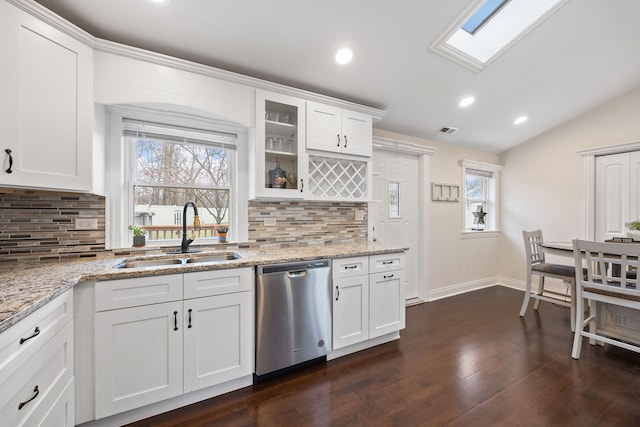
[332,275,369,350]
[253,90,307,199]
[0,1,93,192]
[95,301,183,419]
[306,101,372,157]
[369,270,406,339]
[341,109,372,157]
[183,292,252,393]
[306,102,342,154]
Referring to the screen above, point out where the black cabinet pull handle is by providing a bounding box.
[173,311,178,331]
[345,265,357,270]
[335,286,340,301]
[5,149,13,174]
[188,309,192,328]
[300,179,304,192]
[383,274,395,279]
[20,326,40,345]
[344,135,348,148]
[337,134,341,147]
[18,385,39,410]
[382,261,394,265]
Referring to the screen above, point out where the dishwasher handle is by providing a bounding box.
[287,270,308,278]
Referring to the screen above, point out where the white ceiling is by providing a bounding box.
[34,0,640,153]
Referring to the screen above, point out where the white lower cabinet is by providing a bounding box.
[93,268,253,420]
[183,292,252,393]
[332,253,406,352]
[95,301,184,418]
[370,270,406,338]
[333,275,370,349]
[0,291,74,427]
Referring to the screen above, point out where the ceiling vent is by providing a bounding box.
[439,126,459,134]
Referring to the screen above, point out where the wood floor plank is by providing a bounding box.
[125,286,640,426]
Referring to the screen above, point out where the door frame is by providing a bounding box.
[579,140,640,240]
[370,136,436,303]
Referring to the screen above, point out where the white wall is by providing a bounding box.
[373,128,501,299]
[498,86,640,283]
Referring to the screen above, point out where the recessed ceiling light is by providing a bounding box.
[335,48,353,65]
[514,116,528,125]
[148,0,170,5]
[459,96,475,108]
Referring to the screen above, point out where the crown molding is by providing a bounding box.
[372,136,437,155]
[7,0,96,44]
[10,0,386,121]
[577,140,640,157]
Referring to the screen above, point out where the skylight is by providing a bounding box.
[432,0,568,71]
[461,0,509,34]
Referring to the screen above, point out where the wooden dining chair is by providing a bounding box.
[519,230,577,331]
[571,239,640,359]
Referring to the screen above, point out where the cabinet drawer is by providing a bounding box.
[0,290,72,378]
[369,253,406,274]
[0,320,73,427]
[95,274,183,312]
[332,256,369,279]
[184,268,252,299]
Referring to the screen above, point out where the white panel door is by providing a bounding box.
[595,153,630,241]
[332,275,369,350]
[370,150,419,299]
[341,110,372,157]
[369,270,406,338]
[183,292,252,393]
[95,302,183,419]
[306,102,342,154]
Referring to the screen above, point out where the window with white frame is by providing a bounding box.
[106,106,246,248]
[461,160,502,234]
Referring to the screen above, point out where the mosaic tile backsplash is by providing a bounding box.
[0,189,368,263]
[0,189,106,263]
[247,200,368,247]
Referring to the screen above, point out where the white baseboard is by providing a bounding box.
[426,277,498,301]
[426,276,571,302]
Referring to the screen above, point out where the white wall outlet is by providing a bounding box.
[263,217,277,226]
[75,218,98,229]
[355,210,365,221]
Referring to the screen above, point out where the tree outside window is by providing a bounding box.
[129,127,235,242]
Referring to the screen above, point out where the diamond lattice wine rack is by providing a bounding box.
[308,155,368,200]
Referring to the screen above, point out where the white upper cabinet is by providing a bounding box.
[306,101,372,157]
[0,2,93,192]
[252,90,308,199]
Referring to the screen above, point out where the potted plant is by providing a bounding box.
[217,225,228,243]
[128,225,147,247]
[625,220,640,241]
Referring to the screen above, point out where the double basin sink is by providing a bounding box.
[115,252,241,269]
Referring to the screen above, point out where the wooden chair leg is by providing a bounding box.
[519,273,533,317]
[571,290,584,359]
[569,280,576,332]
[533,276,544,310]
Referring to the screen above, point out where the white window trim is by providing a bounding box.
[103,104,248,250]
[460,159,503,238]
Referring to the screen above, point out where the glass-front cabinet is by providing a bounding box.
[253,90,307,199]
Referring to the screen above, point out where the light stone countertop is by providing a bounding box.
[0,242,407,334]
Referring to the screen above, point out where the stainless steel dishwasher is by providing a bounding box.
[255,259,332,377]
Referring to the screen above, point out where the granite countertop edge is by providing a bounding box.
[0,242,408,334]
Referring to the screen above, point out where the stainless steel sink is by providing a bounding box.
[115,252,241,269]
[116,258,185,268]
[185,253,241,264]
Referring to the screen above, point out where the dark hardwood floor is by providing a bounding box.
[126,286,640,426]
